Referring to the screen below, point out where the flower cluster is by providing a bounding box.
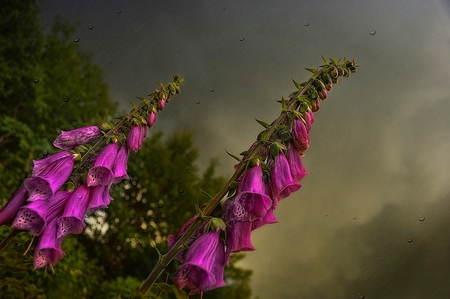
[170,58,358,295]
[0,76,184,269]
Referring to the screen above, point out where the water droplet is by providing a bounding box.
[407,238,413,243]
[352,216,357,220]
[76,98,80,102]
[178,176,181,181]
[60,104,64,108]
[304,21,309,26]
[63,97,70,102]
[73,36,80,43]
[209,89,214,92]
[179,188,185,194]
[33,77,40,83]
[324,213,328,217]
[186,165,191,170]
[419,215,425,222]
[379,258,383,261]
[222,7,226,10]
[369,29,376,35]
[158,201,164,208]
[239,36,245,41]
[109,60,113,64]
[117,10,121,14]
[88,24,94,30]
[357,294,365,299]
[196,100,201,104]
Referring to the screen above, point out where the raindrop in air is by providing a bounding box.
[419,215,425,222]
[324,213,328,217]
[407,238,413,243]
[88,24,94,30]
[109,60,113,64]
[60,105,64,108]
[186,165,191,170]
[196,100,201,104]
[158,201,164,208]
[239,36,245,41]
[369,29,376,35]
[179,188,185,194]
[357,294,365,299]
[352,216,357,220]
[379,258,383,261]
[73,36,80,43]
[117,10,121,14]
[33,77,40,83]
[76,98,80,102]
[304,21,309,26]
[209,89,214,92]
[63,97,70,102]
[222,7,226,10]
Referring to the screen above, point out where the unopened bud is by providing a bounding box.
[146,111,157,128]
[99,121,114,131]
[331,77,339,84]
[342,68,349,77]
[319,89,328,100]
[311,98,321,112]
[158,99,166,110]
[173,74,181,81]
[330,66,339,78]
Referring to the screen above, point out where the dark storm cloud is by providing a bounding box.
[42,0,450,298]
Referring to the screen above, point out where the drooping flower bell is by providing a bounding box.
[87,141,118,187]
[126,125,146,153]
[222,163,272,224]
[292,118,310,154]
[33,217,65,269]
[112,145,129,183]
[24,152,75,201]
[303,110,315,133]
[269,152,301,207]
[87,184,113,212]
[53,125,101,150]
[167,215,208,261]
[286,143,308,183]
[12,190,71,236]
[146,110,157,128]
[173,230,226,294]
[0,187,28,226]
[57,184,90,239]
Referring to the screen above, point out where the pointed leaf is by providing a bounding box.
[292,78,302,89]
[225,150,242,163]
[255,118,270,129]
[305,67,317,74]
[321,55,328,65]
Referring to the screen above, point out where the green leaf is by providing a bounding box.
[135,96,146,101]
[255,118,271,129]
[304,67,317,74]
[273,141,287,151]
[199,188,213,200]
[321,55,328,65]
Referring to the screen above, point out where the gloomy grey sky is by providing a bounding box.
[42,0,450,298]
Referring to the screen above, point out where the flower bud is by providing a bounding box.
[319,89,328,100]
[157,99,166,111]
[330,66,339,78]
[311,98,321,112]
[146,111,157,128]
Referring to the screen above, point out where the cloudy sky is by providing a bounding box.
[42,0,450,298]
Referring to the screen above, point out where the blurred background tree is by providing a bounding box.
[0,1,253,298]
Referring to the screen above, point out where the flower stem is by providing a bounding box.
[131,68,323,298]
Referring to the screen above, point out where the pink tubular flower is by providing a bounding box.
[53,125,101,150]
[12,190,71,236]
[57,184,90,239]
[0,187,28,226]
[303,110,315,133]
[87,184,113,212]
[87,142,118,187]
[33,217,65,269]
[269,152,301,207]
[126,125,146,153]
[168,215,208,261]
[24,152,75,201]
[286,144,308,183]
[222,163,272,223]
[112,145,129,184]
[292,118,310,153]
[174,230,226,294]
[226,221,255,255]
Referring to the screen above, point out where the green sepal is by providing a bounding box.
[320,55,328,65]
[292,78,302,90]
[305,67,318,75]
[136,96,146,101]
[199,188,213,200]
[269,143,280,156]
[255,118,271,129]
[329,57,339,65]
[273,141,287,151]
[240,150,250,156]
[259,130,269,142]
[225,150,243,163]
[210,217,227,231]
[276,124,289,131]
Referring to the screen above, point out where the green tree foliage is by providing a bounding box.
[0,0,117,201]
[0,1,254,298]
